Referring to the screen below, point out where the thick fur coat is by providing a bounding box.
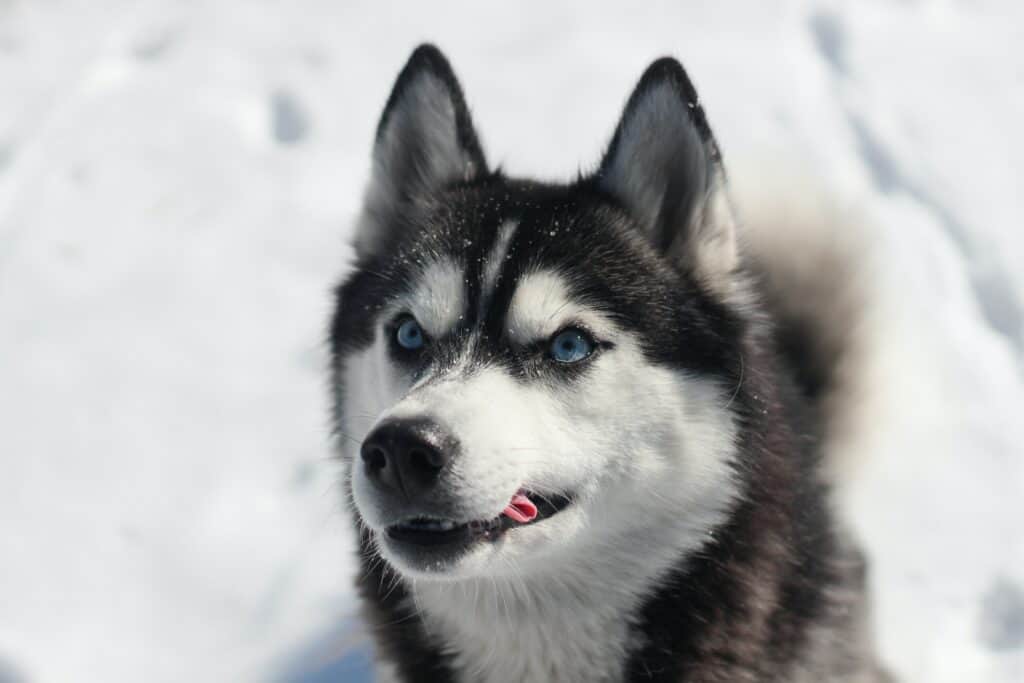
[329,44,890,683]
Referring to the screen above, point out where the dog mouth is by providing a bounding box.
[385,490,574,548]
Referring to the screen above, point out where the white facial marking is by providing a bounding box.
[506,269,609,345]
[339,328,404,456]
[479,219,518,316]
[407,334,740,683]
[340,262,742,683]
[391,257,465,339]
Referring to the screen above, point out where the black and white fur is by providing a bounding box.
[329,44,890,682]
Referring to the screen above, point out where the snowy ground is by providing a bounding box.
[1,1,1022,682]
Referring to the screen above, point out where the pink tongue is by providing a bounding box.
[502,493,538,524]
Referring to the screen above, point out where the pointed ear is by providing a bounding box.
[355,44,487,259]
[596,58,738,289]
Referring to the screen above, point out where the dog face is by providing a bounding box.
[331,46,745,581]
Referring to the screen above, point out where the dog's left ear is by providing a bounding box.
[355,44,488,259]
[596,58,738,288]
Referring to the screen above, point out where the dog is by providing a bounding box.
[329,44,890,682]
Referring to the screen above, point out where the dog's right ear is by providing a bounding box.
[355,44,488,260]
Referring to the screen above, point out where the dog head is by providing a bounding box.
[331,45,745,581]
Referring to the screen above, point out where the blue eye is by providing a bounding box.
[396,318,425,350]
[549,328,595,363]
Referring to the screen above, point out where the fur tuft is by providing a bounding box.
[735,164,877,476]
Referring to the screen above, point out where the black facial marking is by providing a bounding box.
[332,175,745,400]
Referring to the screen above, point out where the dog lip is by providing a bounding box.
[518,490,574,522]
[386,519,481,547]
[384,491,575,548]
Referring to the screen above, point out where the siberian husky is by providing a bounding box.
[329,44,889,682]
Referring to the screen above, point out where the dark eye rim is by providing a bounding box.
[545,325,607,364]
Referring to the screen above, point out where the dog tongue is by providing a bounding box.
[502,492,538,523]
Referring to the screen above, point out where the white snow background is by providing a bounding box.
[1,1,1022,681]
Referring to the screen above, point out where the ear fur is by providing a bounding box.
[596,58,738,288]
[355,44,487,259]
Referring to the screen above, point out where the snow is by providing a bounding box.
[0,1,1021,681]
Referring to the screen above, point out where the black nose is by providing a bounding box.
[360,418,455,500]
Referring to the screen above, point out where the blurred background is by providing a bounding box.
[1,1,1022,681]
